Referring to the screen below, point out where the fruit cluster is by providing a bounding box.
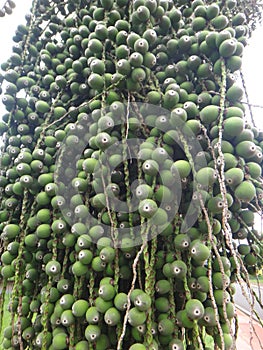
[0,0,16,18]
[0,0,263,349]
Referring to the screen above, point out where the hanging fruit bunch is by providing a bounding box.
[0,0,263,349]
[0,0,16,17]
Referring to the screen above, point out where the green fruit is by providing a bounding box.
[215,333,233,350]
[104,307,121,326]
[163,90,180,109]
[134,292,151,311]
[170,260,187,279]
[147,90,162,104]
[95,297,113,314]
[226,84,243,103]
[114,292,128,311]
[225,168,244,187]
[203,307,217,326]
[35,100,50,113]
[142,159,159,176]
[86,306,100,324]
[177,310,195,328]
[196,276,210,293]
[223,116,244,137]
[85,324,101,342]
[88,73,104,90]
[116,59,131,75]
[75,341,90,350]
[128,308,147,327]
[206,3,220,19]
[168,338,184,350]
[138,199,158,218]
[2,224,20,240]
[212,272,230,289]
[236,140,257,159]
[207,197,224,214]
[45,260,61,277]
[214,290,231,306]
[192,16,206,31]
[78,249,93,265]
[72,261,89,276]
[88,38,103,53]
[52,333,68,350]
[246,162,262,179]
[99,246,115,263]
[185,299,205,320]
[72,300,89,317]
[219,38,237,57]
[196,167,217,186]
[238,243,250,255]
[158,318,174,336]
[99,283,116,301]
[36,223,51,238]
[1,265,15,279]
[91,257,106,272]
[200,105,220,124]
[135,184,153,200]
[174,234,191,251]
[190,240,210,262]
[211,14,229,30]
[154,185,174,203]
[60,309,75,327]
[234,181,256,202]
[134,38,149,54]
[244,253,257,266]
[171,160,191,179]
[155,280,171,295]
[129,344,146,350]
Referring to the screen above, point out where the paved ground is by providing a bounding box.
[236,309,263,349]
[234,283,263,320]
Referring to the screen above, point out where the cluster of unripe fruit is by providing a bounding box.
[0,0,16,18]
[0,0,262,349]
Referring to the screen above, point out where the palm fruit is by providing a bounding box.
[158,318,174,336]
[225,168,244,187]
[215,333,233,350]
[212,272,230,289]
[155,280,171,295]
[190,240,210,262]
[129,344,146,350]
[85,324,101,342]
[72,299,89,317]
[86,307,100,324]
[114,292,128,311]
[199,105,220,125]
[234,181,256,202]
[0,0,262,349]
[196,167,217,186]
[128,308,147,327]
[168,338,184,350]
[185,299,205,320]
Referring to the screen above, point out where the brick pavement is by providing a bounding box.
[236,309,263,349]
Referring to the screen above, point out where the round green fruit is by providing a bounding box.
[52,333,68,350]
[196,167,217,186]
[85,324,101,342]
[190,240,210,262]
[138,199,158,218]
[104,307,121,326]
[72,300,89,317]
[185,299,205,320]
[234,181,256,202]
[200,105,220,124]
[128,308,147,327]
[129,344,146,350]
